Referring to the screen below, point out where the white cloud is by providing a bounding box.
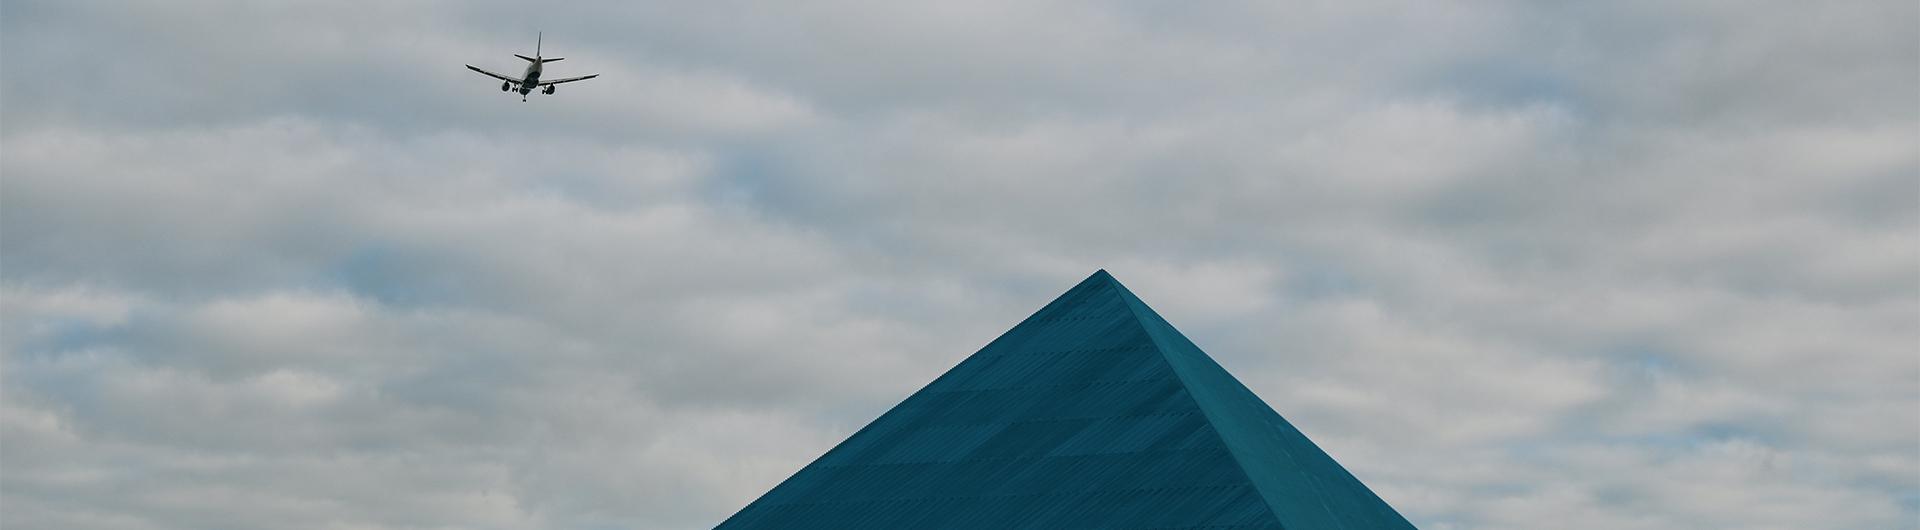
[2,1,1914,529]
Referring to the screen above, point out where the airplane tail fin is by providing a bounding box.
[516,33,557,63]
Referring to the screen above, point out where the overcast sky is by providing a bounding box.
[2,1,1916,529]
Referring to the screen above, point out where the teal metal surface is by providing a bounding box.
[715,270,1415,529]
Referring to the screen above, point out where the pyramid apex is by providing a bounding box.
[1086,268,1117,283]
[1067,269,1133,300]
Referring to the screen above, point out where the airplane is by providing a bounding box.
[466,32,598,102]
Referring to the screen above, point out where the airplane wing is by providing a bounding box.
[465,65,522,83]
[538,74,599,86]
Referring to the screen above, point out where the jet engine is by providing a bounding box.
[544,85,556,95]
[501,82,510,92]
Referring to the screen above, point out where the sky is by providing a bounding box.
[1,1,1915,529]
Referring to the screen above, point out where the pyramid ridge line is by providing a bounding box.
[1104,272,1417,529]
[1102,272,1295,525]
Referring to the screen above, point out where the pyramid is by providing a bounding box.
[716,270,1416,529]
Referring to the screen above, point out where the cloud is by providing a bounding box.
[2,1,1915,529]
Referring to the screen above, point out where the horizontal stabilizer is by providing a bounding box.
[515,54,538,63]
[540,57,564,63]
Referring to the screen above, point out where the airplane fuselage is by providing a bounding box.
[519,62,542,95]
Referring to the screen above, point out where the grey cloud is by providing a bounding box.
[3,1,1915,529]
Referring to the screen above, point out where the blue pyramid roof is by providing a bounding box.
[716,270,1416,529]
